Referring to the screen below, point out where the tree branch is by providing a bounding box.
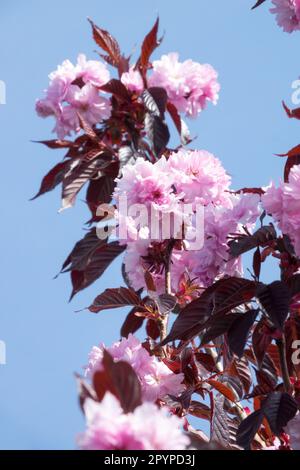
[158,240,175,347]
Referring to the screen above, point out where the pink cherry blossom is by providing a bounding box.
[114,157,177,208]
[172,194,260,287]
[48,53,110,88]
[270,0,300,33]
[77,393,190,450]
[85,334,185,402]
[262,164,300,256]
[121,67,144,93]
[148,52,220,118]
[167,149,231,206]
[60,83,111,134]
[36,54,111,138]
[114,157,185,243]
[122,192,260,293]
[118,152,259,293]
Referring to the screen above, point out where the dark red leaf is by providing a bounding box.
[282,100,300,120]
[76,113,100,143]
[195,352,217,373]
[69,241,126,300]
[228,225,277,258]
[159,285,215,345]
[229,357,252,395]
[231,187,265,196]
[228,309,259,358]
[189,401,211,421]
[266,344,281,375]
[34,139,77,149]
[156,294,177,315]
[236,410,264,450]
[61,158,103,211]
[144,112,170,158]
[262,392,298,436]
[86,176,116,223]
[256,281,291,330]
[167,101,181,134]
[167,101,191,145]
[276,143,300,182]
[144,270,157,293]
[201,311,240,346]
[93,351,142,413]
[31,161,70,200]
[120,308,145,338]
[210,395,231,448]
[139,18,161,77]
[88,19,121,67]
[143,87,168,117]
[61,228,104,273]
[146,319,160,340]
[88,287,143,313]
[252,368,277,397]
[161,277,256,346]
[286,273,300,298]
[208,380,236,403]
[210,278,256,318]
[252,319,273,366]
[101,79,131,100]
[251,0,267,9]
[276,143,300,158]
[253,247,261,280]
[247,353,278,398]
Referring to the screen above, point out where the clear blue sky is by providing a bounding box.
[0,0,299,450]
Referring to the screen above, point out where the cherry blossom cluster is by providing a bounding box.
[121,53,220,117]
[36,54,111,139]
[115,149,260,294]
[262,164,300,257]
[84,334,185,402]
[77,393,190,450]
[148,53,220,117]
[80,335,189,450]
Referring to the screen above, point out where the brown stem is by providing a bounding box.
[276,336,292,393]
[158,241,174,349]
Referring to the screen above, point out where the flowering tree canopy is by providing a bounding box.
[34,5,300,451]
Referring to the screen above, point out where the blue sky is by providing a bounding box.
[0,0,300,449]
